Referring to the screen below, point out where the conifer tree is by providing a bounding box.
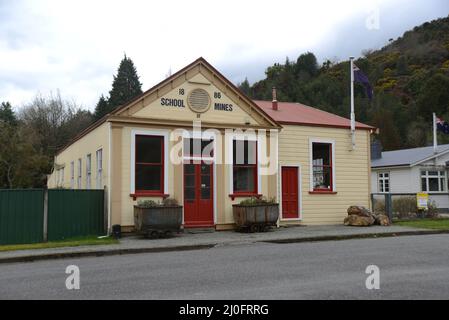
[0,101,17,126]
[108,54,143,110]
[93,95,109,120]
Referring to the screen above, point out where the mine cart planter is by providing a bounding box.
[134,205,183,239]
[232,203,279,233]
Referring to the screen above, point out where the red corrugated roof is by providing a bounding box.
[254,100,374,130]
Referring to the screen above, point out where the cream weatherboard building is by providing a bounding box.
[48,58,374,232]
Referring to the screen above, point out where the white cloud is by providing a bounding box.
[0,0,447,110]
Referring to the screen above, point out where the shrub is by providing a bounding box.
[137,198,179,207]
[162,198,179,206]
[137,200,159,208]
[373,199,386,214]
[238,196,276,206]
[392,196,417,219]
[426,200,439,218]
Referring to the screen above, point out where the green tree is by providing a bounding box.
[238,78,251,96]
[417,73,449,119]
[295,52,319,78]
[0,123,48,188]
[405,118,429,147]
[93,95,109,120]
[108,54,143,110]
[0,101,17,126]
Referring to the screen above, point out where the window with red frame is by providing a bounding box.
[233,140,257,193]
[135,135,163,193]
[312,142,333,191]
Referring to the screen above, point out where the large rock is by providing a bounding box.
[344,214,375,226]
[374,214,391,226]
[347,206,372,217]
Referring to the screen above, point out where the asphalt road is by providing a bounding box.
[1,234,449,299]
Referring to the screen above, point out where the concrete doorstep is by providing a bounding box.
[1,225,448,264]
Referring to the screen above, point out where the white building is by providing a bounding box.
[371,144,449,212]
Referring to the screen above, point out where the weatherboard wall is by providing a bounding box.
[47,122,109,191]
[278,124,371,225]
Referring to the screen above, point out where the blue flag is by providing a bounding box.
[353,63,373,100]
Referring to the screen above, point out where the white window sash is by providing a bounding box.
[86,154,91,189]
[226,133,261,195]
[421,170,446,192]
[308,138,336,192]
[96,149,103,189]
[130,129,169,195]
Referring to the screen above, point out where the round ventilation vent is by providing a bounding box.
[187,88,211,113]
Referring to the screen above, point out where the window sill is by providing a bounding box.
[130,193,170,201]
[309,190,337,195]
[229,193,262,201]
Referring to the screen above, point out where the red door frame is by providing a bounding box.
[281,166,300,220]
[183,161,214,227]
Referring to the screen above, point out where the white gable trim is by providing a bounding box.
[411,148,449,167]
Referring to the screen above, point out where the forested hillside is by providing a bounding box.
[239,15,449,151]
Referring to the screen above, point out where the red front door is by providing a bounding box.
[282,166,299,219]
[184,161,214,227]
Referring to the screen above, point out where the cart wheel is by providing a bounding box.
[164,230,172,238]
[249,224,258,233]
[262,225,270,232]
[150,231,159,239]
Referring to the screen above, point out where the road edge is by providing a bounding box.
[1,229,448,264]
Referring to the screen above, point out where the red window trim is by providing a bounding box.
[312,142,333,192]
[130,193,169,201]
[229,193,262,201]
[308,191,337,195]
[232,140,258,194]
[135,135,164,194]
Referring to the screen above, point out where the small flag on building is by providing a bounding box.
[353,63,373,100]
[436,116,449,134]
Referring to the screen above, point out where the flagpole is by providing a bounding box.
[350,56,355,150]
[433,112,437,154]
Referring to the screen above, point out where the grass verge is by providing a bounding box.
[0,236,118,252]
[394,218,449,230]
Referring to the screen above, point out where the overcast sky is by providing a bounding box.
[1,0,448,110]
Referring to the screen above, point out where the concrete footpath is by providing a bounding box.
[1,225,448,264]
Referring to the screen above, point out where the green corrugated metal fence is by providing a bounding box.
[48,189,105,241]
[0,189,105,245]
[0,189,44,245]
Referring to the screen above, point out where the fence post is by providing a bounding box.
[43,188,48,242]
[103,185,108,235]
[385,193,393,221]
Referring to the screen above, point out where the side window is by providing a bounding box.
[96,149,103,189]
[378,172,390,193]
[135,135,164,193]
[70,161,75,189]
[312,142,333,191]
[232,139,257,194]
[77,158,82,189]
[86,154,91,189]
